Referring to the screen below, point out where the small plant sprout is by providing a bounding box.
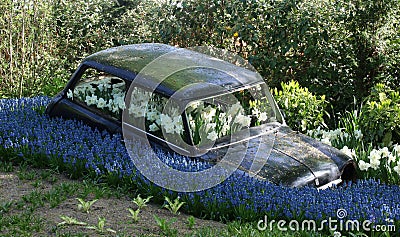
[127,207,140,223]
[76,197,98,213]
[86,216,116,234]
[154,214,177,236]
[57,215,87,226]
[187,215,196,229]
[132,194,152,209]
[163,196,185,215]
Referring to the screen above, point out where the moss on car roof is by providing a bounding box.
[84,43,263,99]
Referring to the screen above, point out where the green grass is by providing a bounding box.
[0,159,337,237]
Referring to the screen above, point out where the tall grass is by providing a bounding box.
[0,0,63,98]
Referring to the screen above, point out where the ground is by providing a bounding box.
[0,167,226,236]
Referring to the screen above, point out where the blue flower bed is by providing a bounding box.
[1,97,399,231]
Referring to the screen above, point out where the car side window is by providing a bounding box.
[126,86,185,142]
[67,68,126,120]
[185,86,276,146]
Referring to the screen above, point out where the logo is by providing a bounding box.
[122,46,274,192]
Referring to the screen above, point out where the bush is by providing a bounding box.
[272,80,328,132]
[360,83,400,146]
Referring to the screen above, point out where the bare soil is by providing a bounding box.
[0,169,226,236]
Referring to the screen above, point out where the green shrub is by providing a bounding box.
[360,83,400,146]
[272,80,328,132]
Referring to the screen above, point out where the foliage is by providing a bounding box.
[132,194,153,209]
[0,0,66,98]
[273,80,328,132]
[309,106,400,185]
[0,0,159,98]
[127,207,141,223]
[155,0,400,113]
[86,217,116,234]
[58,215,87,227]
[359,83,400,146]
[76,198,98,214]
[154,215,178,236]
[163,196,185,215]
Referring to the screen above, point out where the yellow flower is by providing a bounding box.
[233,32,239,38]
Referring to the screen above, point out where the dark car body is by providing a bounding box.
[46,43,356,189]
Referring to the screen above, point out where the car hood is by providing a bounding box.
[206,125,353,188]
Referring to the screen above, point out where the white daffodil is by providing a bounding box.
[235,114,251,127]
[301,120,307,131]
[354,130,363,140]
[202,106,216,121]
[228,102,242,116]
[149,123,160,132]
[67,89,74,99]
[358,160,371,171]
[259,112,268,122]
[85,95,98,106]
[393,144,400,154]
[394,162,400,175]
[221,123,230,136]
[380,147,390,158]
[341,146,355,159]
[97,98,107,109]
[146,109,159,122]
[388,153,396,164]
[172,116,184,134]
[160,114,175,134]
[321,137,331,146]
[370,157,380,170]
[207,131,218,141]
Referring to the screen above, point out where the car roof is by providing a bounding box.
[83,43,264,101]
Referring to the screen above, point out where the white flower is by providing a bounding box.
[259,112,268,122]
[207,131,218,141]
[67,89,74,99]
[202,106,216,121]
[112,87,123,95]
[341,146,355,158]
[369,149,381,161]
[85,95,97,106]
[97,98,106,109]
[146,109,159,122]
[206,122,216,130]
[172,116,183,134]
[235,114,251,127]
[393,144,400,154]
[370,157,381,170]
[284,98,289,108]
[340,132,349,140]
[301,120,307,131]
[160,114,175,134]
[221,124,230,136]
[228,102,243,116]
[394,162,400,175]
[149,123,159,132]
[333,231,341,237]
[388,153,396,164]
[354,130,363,140]
[321,137,331,146]
[358,160,371,171]
[380,147,390,158]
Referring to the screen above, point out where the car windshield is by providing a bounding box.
[185,83,277,146]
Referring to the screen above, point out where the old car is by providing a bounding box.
[46,43,356,189]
